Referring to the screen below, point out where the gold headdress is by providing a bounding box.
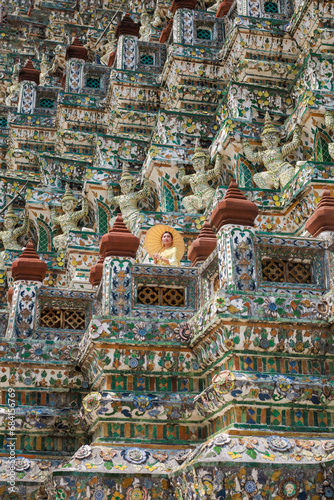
[120,165,136,185]
[4,205,19,222]
[61,184,77,208]
[261,112,279,136]
[192,145,210,165]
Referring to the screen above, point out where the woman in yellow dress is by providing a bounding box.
[144,225,185,267]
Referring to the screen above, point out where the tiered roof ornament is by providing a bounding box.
[306,187,334,236]
[11,240,47,282]
[170,0,198,14]
[115,13,140,38]
[65,36,88,61]
[211,179,259,231]
[99,213,140,259]
[18,59,40,84]
[187,219,217,266]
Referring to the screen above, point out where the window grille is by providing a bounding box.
[262,259,312,284]
[316,135,332,163]
[137,286,185,307]
[140,54,154,65]
[162,185,176,212]
[238,162,254,188]
[196,29,212,40]
[264,1,279,13]
[86,77,101,89]
[40,308,86,330]
[98,205,108,234]
[0,116,7,128]
[40,98,55,109]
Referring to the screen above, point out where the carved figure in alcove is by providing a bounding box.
[107,167,150,231]
[139,10,153,41]
[100,28,117,66]
[242,112,302,190]
[40,53,52,86]
[0,205,29,252]
[50,184,88,251]
[151,1,172,28]
[179,146,223,213]
[5,65,20,107]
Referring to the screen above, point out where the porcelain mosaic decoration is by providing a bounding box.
[0,0,334,499]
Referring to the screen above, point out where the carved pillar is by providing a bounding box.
[115,13,140,70]
[6,241,47,338]
[18,60,40,114]
[64,37,88,93]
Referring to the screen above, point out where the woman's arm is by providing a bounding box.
[167,247,180,266]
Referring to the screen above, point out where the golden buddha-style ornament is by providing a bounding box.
[107,167,150,231]
[50,184,88,251]
[242,113,302,190]
[179,146,223,213]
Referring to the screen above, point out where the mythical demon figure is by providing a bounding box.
[50,185,88,251]
[179,146,223,212]
[242,113,302,189]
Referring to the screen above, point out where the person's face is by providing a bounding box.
[4,218,15,229]
[193,156,207,172]
[121,180,133,194]
[262,132,279,148]
[162,232,173,248]
[62,200,73,213]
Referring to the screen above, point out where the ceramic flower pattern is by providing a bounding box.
[122,448,149,464]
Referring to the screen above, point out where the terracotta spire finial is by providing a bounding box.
[99,213,140,258]
[159,18,173,43]
[11,240,47,282]
[19,59,40,84]
[170,0,198,14]
[65,36,88,61]
[89,255,104,287]
[216,0,234,17]
[211,179,259,231]
[305,187,334,236]
[115,13,140,39]
[187,219,217,266]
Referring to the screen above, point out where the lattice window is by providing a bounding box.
[264,1,279,12]
[196,29,212,40]
[137,286,185,307]
[86,77,101,89]
[140,54,154,65]
[40,98,55,108]
[262,259,312,284]
[38,225,49,253]
[238,162,254,188]
[98,205,109,234]
[162,185,176,212]
[316,134,332,163]
[40,308,86,330]
[0,116,7,128]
